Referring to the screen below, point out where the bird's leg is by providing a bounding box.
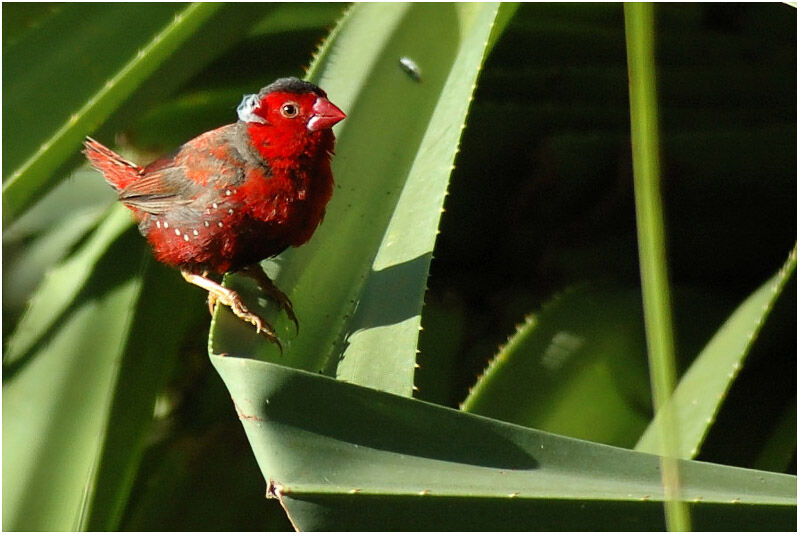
[239,264,299,333]
[204,272,219,316]
[180,268,281,348]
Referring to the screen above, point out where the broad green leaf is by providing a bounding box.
[211,356,796,531]
[2,168,113,314]
[81,261,204,530]
[2,221,144,531]
[247,2,347,36]
[210,2,516,397]
[2,207,203,531]
[118,393,293,531]
[2,208,106,311]
[2,167,113,242]
[636,245,797,458]
[2,3,183,179]
[461,286,651,447]
[2,2,276,225]
[3,206,133,369]
[2,3,222,223]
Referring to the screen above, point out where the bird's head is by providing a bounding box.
[237,78,345,159]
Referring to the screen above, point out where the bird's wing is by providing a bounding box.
[119,128,247,215]
[117,169,193,214]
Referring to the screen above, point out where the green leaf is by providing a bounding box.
[2,3,222,223]
[2,208,204,531]
[247,2,347,35]
[81,261,204,530]
[636,245,797,458]
[461,285,651,448]
[2,219,144,531]
[625,3,688,528]
[211,356,796,530]
[2,3,182,179]
[210,3,515,396]
[2,167,113,242]
[118,389,293,531]
[2,167,113,316]
[3,206,134,369]
[2,208,106,313]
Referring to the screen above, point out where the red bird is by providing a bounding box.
[84,77,346,346]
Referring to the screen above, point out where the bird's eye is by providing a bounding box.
[280,102,299,118]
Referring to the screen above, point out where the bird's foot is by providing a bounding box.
[239,264,299,333]
[181,268,282,351]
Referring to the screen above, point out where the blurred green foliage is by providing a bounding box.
[417,6,795,467]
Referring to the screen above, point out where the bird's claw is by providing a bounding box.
[262,284,299,334]
[227,293,283,352]
[207,293,218,316]
[215,288,282,351]
[183,268,282,351]
[240,264,300,334]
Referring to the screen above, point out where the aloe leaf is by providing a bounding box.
[80,263,204,530]
[461,285,651,447]
[247,2,347,35]
[3,206,133,369]
[2,207,106,313]
[211,356,795,530]
[210,3,516,397]
[2,219,144,531]
[2,208,204,531]
[2,3,222,223]
[2,2,279,225]
[636,245,797,458]
[2,167,113,242]
[2,168,116,324]
[2,3,183,179]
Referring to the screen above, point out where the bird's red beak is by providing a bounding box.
[307,97,346,131]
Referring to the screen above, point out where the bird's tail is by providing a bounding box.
[83,137,142,191]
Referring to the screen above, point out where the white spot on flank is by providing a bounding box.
[204,221,210,227]
[228,208,234,215]
[193,229,199,236]
[174,228,181,236]
[217,222,223,227]
[183,234,189,241]
[156,220,161,229]
[225,189,232,196]
[163,221,169,228]
[212,202,218,209]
